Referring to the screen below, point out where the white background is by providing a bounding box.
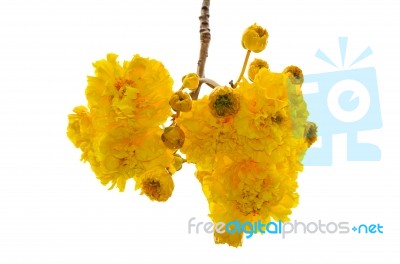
[1,0,399,263]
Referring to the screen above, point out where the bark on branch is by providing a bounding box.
[190,0,211,100]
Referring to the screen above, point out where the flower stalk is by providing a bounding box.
[232,50,251,88]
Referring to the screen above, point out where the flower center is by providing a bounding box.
[256,27,267,38]
[142,179,161,199]
[255,114,269,128]
[214,94,234,116]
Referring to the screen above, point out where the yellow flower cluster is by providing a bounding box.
[67,22,317,248]
[67,54,180,201]
[175,24,316,247]
[177,69,311,247]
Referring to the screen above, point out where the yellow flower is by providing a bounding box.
[169,90,192,112]
[137,167,174,202]
[248,58,269,81]
[237,69,311,160]
[176,96,239,172]
[208,86,240,118]
[85,53,173,129]
[241,23,268,53]
[182,73,200,90]
[234,76,290,141]
[205,157,298,219]
[68,53,179,192]
[200,156,299,247]
[161,125,185,149]
[89,126,174,191]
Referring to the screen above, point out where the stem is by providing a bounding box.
[232,50,251,88]
[190,0,211,100]
[200,77,219,89]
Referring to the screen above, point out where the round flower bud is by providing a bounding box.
[283,65,304,94]
[208,86,240,118]
[304,122,318,147]
[283,65,304,85]
[248,58,269,81]
[241,23,268,53]
[182,73,200,90]
[161,125,185,149]
[169,90,192,112]
[140,167,174,202]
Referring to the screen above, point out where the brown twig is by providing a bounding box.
[190,0,211,100]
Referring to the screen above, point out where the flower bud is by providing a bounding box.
[140,167,174,202]
[283,65,304,85]
[304,122,318,147]
[208,86,240,118]
[283,65,304,94]
[169,90,192,112]
[248,58,269,81]
[241,23,268,53]
[182,73,200,90]
[161,125,185,149]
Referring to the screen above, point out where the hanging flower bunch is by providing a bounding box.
[67,1,317,247]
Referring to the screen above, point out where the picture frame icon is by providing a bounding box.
[302,38,382,166]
